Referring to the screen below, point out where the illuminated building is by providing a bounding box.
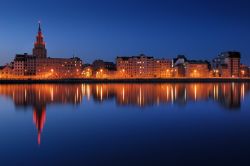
[116,54,171,78]
[173,55,187,66]
[220,64,230,77]
[173,55,187,77]
[82,64,93,78]
[212,51,241,77]
[14,53,36,76]
[240,64,249,77]
[8,22,83,78]
[92,60,116,78]
[33,22,47,58]
[173,55,210,78]
[185,60,210,78]
[92,60,116,71]
[0,63,14,78]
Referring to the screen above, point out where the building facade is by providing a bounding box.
[185,60,210,78]
[172,55,210,78]
[172,55,187,77]
[212,51,241,77]
[10,23,83,79]
[116,54,171,78]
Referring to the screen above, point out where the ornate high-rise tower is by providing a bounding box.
[33,22,47,58]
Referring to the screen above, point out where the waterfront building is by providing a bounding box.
[0,63,14,78]
[185,60,210,78]
[212,51,241,77]
[220,64,231,77]
[172,55,187,77]
[82,64,93,78]
[240,64,249,77]
[92,60,116,78]
[154,59,172,77]
[9,23,83,79]
[14,53,36,76]
[173,64,185,77]
[173,55,210,78]
[116,54,171,78]
[92,60,116,71]
[173,55,187,66]
[33,22,47,58]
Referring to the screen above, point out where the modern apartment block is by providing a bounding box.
[212,51,241,77]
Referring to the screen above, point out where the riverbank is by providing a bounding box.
[0,78,250,84]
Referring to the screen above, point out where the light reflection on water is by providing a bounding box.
[0,83,250,166]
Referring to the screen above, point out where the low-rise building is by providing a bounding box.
[92,60,116,71]
[172,55,210,78]
[240,64,249,77]
[185,60,210,78]
[82,64,93,78]
[92,60,116,78]
[0,64,14,79]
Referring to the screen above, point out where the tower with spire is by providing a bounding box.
[33,21,47,58]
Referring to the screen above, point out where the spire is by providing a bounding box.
[38,21,41,33]
[33,21,47,58]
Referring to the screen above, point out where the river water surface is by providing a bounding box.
[0,83,250,166]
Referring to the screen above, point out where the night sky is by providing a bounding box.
[0,0,250,64]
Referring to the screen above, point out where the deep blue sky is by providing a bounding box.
[0,0,250,64]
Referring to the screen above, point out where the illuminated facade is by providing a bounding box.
[240,64,249,77]
[173,55,187,77]
[33,22,47,58]
[212,51,241,77]
[173,55,210,78]
[185,60,210,78]
[116,54,172,78]
[0,63,14,78]
[91,60,116,78]
[6,23,83,79]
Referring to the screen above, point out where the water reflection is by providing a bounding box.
[0,83,248,144]
[89,83,246,108]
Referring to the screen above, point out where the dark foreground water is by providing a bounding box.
[0,83,250,166]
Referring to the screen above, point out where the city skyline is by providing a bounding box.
[1,1,250,165]
[0,22,246,80]
[0,0,250,64]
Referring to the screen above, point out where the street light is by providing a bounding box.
[241,70,245,76]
